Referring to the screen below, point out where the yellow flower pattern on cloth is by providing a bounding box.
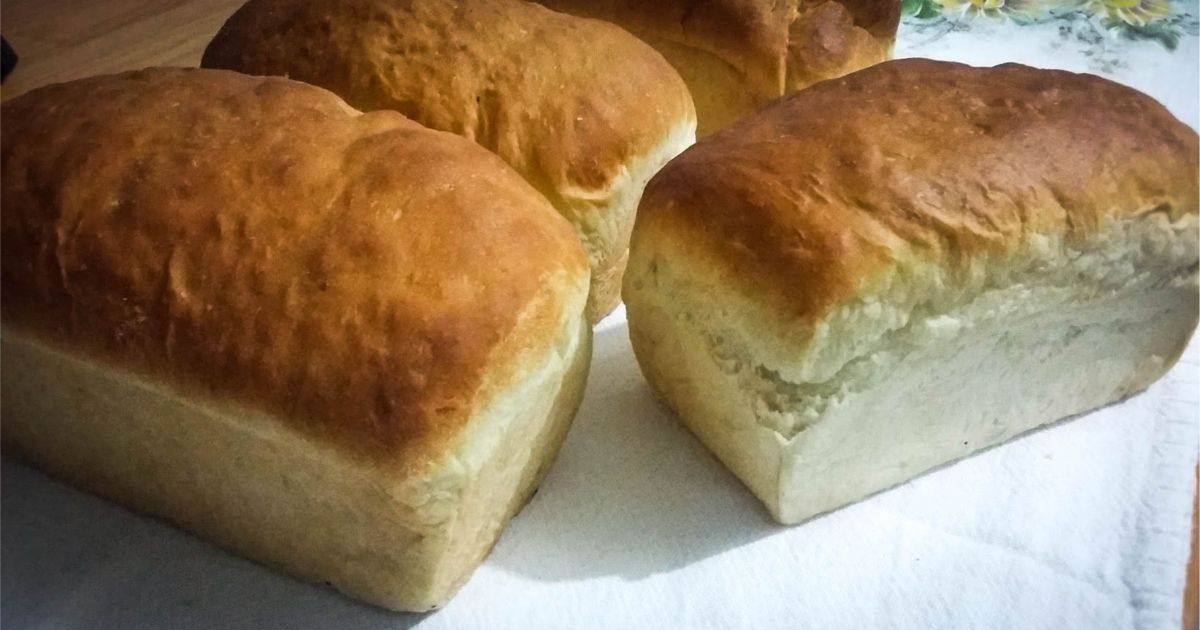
[1083,0,1171,25]
[937,0,1049,19]
[908,0,1190,50]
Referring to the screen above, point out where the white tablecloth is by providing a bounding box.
[3,5,1198,629]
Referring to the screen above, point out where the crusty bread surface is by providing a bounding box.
[1,67,592,610]
[535,0,900,134]
[202,0,698,321]
[624,59,1200,524]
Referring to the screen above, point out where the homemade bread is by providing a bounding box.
[202,0,697,322]
[623,60,1199,524]
[535,0,900,134]
[0,68,592,611]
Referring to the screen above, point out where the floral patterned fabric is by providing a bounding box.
[903,0,1199,50]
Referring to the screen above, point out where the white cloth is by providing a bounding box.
[4,11,1199,630]
[3,310,1196,629]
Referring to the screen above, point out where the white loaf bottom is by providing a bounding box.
[0,317,591,611]
[627,218,1199,524]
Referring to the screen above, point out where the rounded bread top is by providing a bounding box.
[202,0,697,202]
[535,0,901,97]
[634,59,1199,328]
[1,68,589,471]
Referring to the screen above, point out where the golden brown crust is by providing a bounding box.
[534,0,898,98]
[633,59,1200,329]
[201,0,693,205]
[786,1,892,90]
[832,0,901,40]
[1,68,588,471]
[538,0,793,96]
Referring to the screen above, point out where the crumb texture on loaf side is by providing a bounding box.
[627,212,1198,521]
[625,59,1199,523]
[1,304,591,610]
[201,0,697,320]
[0,67,589,471]
[572,120,697,321]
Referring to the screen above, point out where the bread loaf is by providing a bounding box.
[0,68,592,611]
[623,60,1199,524]
[202,0,698,322]
[534,0,900,134]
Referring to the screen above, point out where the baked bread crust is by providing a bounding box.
[625,59,1199,523]
[535,0,900,133]
[636,59,1199,338]
[1,68,588,471]
[202,0,698,321]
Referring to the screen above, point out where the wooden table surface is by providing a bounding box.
[0,0,1196,626]
[0,0,243,99]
